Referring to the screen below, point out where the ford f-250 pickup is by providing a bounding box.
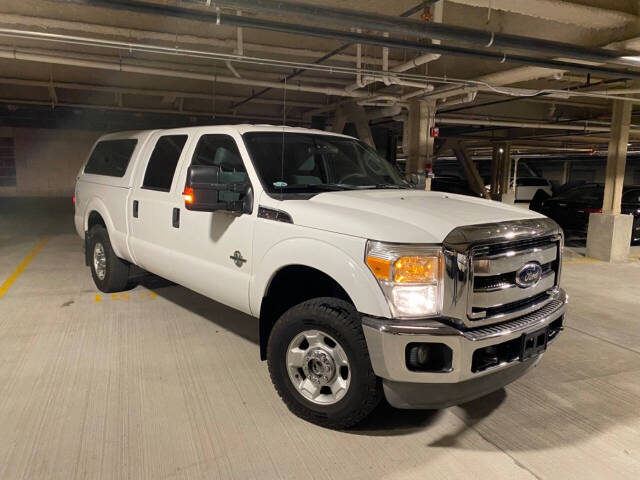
[74,125,567,428]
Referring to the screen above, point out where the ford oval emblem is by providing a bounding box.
[515,262,543,288]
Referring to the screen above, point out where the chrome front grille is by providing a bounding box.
[469,235,561,323]
[442,218,563,329]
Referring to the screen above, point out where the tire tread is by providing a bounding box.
[267,297,382,429]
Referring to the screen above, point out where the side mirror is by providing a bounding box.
[183,165,251,213]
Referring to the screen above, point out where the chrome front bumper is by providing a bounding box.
[362,288,567,408]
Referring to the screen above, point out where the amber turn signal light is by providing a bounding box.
[366,256,391,281]
[183,187,194,204]
[366,254,440,283]
[393,256,439,283]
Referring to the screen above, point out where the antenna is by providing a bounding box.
[279,75,287,199]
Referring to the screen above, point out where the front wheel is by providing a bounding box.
[267,298,382,429]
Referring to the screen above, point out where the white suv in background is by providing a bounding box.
[515,177,553,202]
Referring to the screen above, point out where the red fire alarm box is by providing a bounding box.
[430,127,439,138]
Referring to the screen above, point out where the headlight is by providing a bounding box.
[365,241,443,318]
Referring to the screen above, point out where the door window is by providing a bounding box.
[142,135,188,191]
[191,134,248,201]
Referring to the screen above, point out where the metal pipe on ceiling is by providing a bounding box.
[51,0,640,80]
[436,116,640,133]
[0,97,307,123]
[212,0,639,66]
[0,77,325,108]
[0,47,371,98]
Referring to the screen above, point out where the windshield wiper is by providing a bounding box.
[375,183,409,189]
[350,183,409,190]
[274,183,357,192]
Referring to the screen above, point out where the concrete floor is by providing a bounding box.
[1,198,640,480]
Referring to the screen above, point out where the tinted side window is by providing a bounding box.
[623,189,640,204]
[518,178,548,187]
[191,135,247,202]
[191,135,246,180]
[555,186,603,202]
[84,139,137,177]
[142,135,188,191]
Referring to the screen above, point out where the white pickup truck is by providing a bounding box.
[74,125,567,428]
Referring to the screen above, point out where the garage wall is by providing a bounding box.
[0,127,102,197]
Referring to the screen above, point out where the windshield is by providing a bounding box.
[243,132,408,194]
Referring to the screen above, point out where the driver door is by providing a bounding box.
[170,131,255,314]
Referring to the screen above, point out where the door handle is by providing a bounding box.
[172,207,180,228]
[133,200,139,218]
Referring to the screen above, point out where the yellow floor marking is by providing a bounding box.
[94,294,101,302]
[0,237,51,299]
[563,259,598,265]
[149,291,157,298]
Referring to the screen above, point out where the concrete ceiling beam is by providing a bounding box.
[446,0,636,29]
[0,13,386,66]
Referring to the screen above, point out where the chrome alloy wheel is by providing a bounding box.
[286,329,351,405]
[93,242,107,281]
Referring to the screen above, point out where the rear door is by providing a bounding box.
[128,131,193,280]
[168,131,255,314]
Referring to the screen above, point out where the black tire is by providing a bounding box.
[267,298,382,429]
[88,225,130,293]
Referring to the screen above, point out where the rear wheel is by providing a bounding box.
[88,225,130,293]
[267,298,382,429]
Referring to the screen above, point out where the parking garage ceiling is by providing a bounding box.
[2,0,640,155]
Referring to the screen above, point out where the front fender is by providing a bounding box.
[250,236,391,319]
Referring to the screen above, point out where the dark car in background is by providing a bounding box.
[533,183,640,244]
[431,175,482,197]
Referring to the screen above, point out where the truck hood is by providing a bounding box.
[280,189,544,243]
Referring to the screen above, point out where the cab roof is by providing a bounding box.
[98,124,353,140]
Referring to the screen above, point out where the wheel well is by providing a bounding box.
[88,211,106,231]
[259,265,354,360]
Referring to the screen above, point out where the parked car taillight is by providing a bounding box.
[577,208,601,214]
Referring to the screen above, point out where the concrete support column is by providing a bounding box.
[331,103,375,148]
[451,140,490,199]
[586,99,634,262]
[501,143,514,203]
[406,99,435,180]
[331,106,348,135]
[490,142,512,202]
[561,160,570,185]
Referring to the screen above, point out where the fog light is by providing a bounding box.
[405,343,453,372]
[408,344,430,367]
